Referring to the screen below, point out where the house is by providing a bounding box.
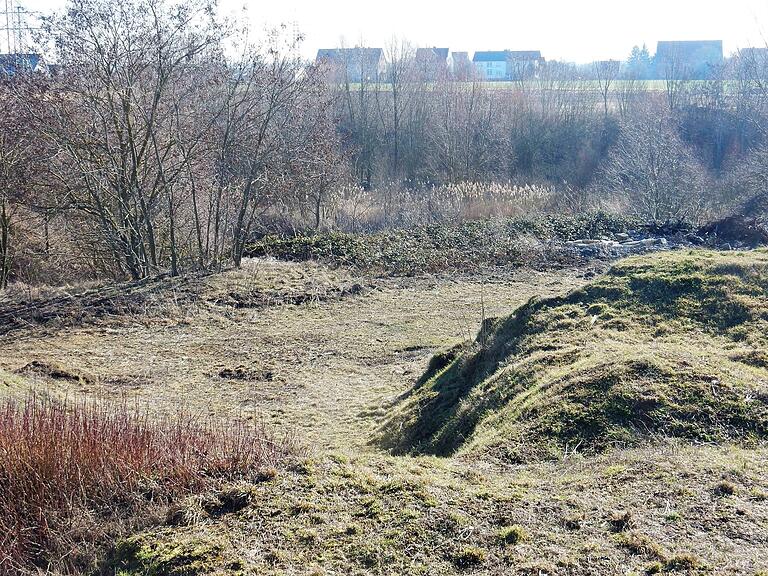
[450,51,473,80]
[473,51,509,80]
[414,47,450,80]
[472,50,544,81]
[0,53,48,77]
[654,40,723,80]
[316,48,384,83]
[415,47,449,65]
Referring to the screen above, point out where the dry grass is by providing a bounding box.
[105,444,768,575]
[333,182,557,230]
[3,254,767,575]
[0,258,587,450]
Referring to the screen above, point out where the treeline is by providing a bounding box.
[2,0,768,287]
[331,53,768,215]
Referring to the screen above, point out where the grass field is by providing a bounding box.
[1,254,767,575]
[342,79,717,93]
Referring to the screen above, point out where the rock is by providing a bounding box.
[566,236,672,260]
[566,239,615,246]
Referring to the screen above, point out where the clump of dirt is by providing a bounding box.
[221,282,367,309]
[378,249,768,460]
[218,366,274,382]
[16,360,93,385]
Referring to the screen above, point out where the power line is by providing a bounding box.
[0,0,41,54]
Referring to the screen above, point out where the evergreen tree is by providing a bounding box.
[626,44,652,79]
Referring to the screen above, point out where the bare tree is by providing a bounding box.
[599,106,710,222]
[0,78,50,288]
[225,36,330,267]
[377,38,415,178]
[338,41,381,190]
[615,71,647,118]
[658,49,694,111]
[593,60,620,117]
[36,0,333,276]
[42,0,222,279]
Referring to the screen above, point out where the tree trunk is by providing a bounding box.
[0,199,10,289]
[167,187,179,277]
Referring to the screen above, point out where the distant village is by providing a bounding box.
[2,39,766,83]
[316,40,768,82]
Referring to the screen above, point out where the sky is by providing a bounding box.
[15,0,768,63]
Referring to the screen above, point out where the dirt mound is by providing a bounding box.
[16,360,93,385]
[696,215,768,247]
[0,273,203,336]
[378,250,768,460]
[0,260,367,337]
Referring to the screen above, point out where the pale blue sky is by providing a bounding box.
[17,0,768,62]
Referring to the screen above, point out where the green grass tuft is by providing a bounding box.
[497,524,528,545]
[451,545,487,568]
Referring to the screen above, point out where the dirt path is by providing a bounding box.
[0,259,587,451]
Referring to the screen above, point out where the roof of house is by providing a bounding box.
[415,47,449,62]
[0,53,43,76]
[316,48,383,62]
[472,50,543,62]
[655,40,723,63]
[508,50,543,61]
[473,51,508,62]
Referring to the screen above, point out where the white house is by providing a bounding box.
[472,50,544,81]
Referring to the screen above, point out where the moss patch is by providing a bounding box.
[107,533,227,576]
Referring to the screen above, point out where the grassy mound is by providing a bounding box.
[378,250,768,460]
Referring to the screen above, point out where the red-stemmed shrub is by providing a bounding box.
[0,395,295,572]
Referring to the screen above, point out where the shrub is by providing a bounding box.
[0,395,295,573]
[616,531,667,560]
[664,553,701,571]
[247,212,640,276]
[714,480,737,496]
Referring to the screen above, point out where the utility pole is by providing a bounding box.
[3,0,11,54]
[0,0,39,54]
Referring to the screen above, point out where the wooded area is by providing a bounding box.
[2,0,768,287]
